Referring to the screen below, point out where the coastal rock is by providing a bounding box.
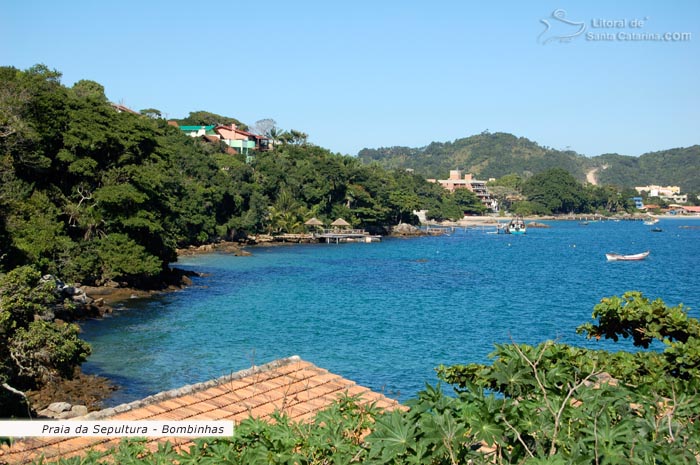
[40,404,89,419]
[47,402,72,413]
[62,286,79,296]
[390,223,426,236]
[526,222,550,228]
[70,405,88,417]
[72,293,94,305]
[29,371,116,415]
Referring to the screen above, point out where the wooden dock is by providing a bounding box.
[271,230,381,244]
[316,229,381,243]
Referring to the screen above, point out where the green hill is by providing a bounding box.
[358,132,593,182]
[358,133,700,192]
[593,145,700,192]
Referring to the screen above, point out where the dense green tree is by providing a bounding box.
[71,80,107,101]
[174,110,248,130]
[453,188,487,215]
[510,199,550,216]
[139,108,162,119]
[4,191,72,273]
[585,184,632,213]
[522,168,590,214]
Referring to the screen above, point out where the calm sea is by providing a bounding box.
[80,220,700,406]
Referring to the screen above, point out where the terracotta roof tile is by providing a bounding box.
[1,356,403,464]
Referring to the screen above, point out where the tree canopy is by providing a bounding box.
[172,110,248,130]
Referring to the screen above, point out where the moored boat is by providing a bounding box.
[506,216,527,235]
[605,251,650,261]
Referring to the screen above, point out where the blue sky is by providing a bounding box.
[2,0,698,157]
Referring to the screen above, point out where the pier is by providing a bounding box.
[316,229,381,243]
[270,229,381,244]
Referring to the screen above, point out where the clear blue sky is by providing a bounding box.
[2,0,698,157]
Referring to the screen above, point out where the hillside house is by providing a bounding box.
[169,122,270,160]
[214,124,258,156]
[110,103,140,115]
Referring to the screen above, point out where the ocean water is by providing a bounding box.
[80,220,700,406]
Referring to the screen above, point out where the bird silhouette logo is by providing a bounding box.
[538,9,587,44]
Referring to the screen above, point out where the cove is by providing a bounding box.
[79,220,700,406]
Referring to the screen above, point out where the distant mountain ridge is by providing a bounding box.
[358,132,700,192]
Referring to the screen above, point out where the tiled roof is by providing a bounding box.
[1,356,403,464]
[201,135,221,143]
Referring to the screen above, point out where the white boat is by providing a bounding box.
[643,218,659,225]
[506,217,527,235]
[605,251,650,261]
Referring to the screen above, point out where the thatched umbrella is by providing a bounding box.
[304,217,324,232]
[331,218,351,227]
[305,217,323,227]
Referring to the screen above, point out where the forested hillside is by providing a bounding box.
[359,133,700,192]
[0,65,466,288]
[358,132,593,181]
[593,145,700,192]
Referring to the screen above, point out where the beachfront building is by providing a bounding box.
[631,197,644,209]
[634,184,688,203]
[428,170,496,211]
[682,206,700,215]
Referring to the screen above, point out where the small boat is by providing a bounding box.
[643,218,659,226]
[651,227,663,232]
[605,251,650,261]
[506,216,527,235]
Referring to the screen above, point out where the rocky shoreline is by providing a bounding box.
[26,266,208,417]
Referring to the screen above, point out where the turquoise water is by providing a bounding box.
[80,220,700,406]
